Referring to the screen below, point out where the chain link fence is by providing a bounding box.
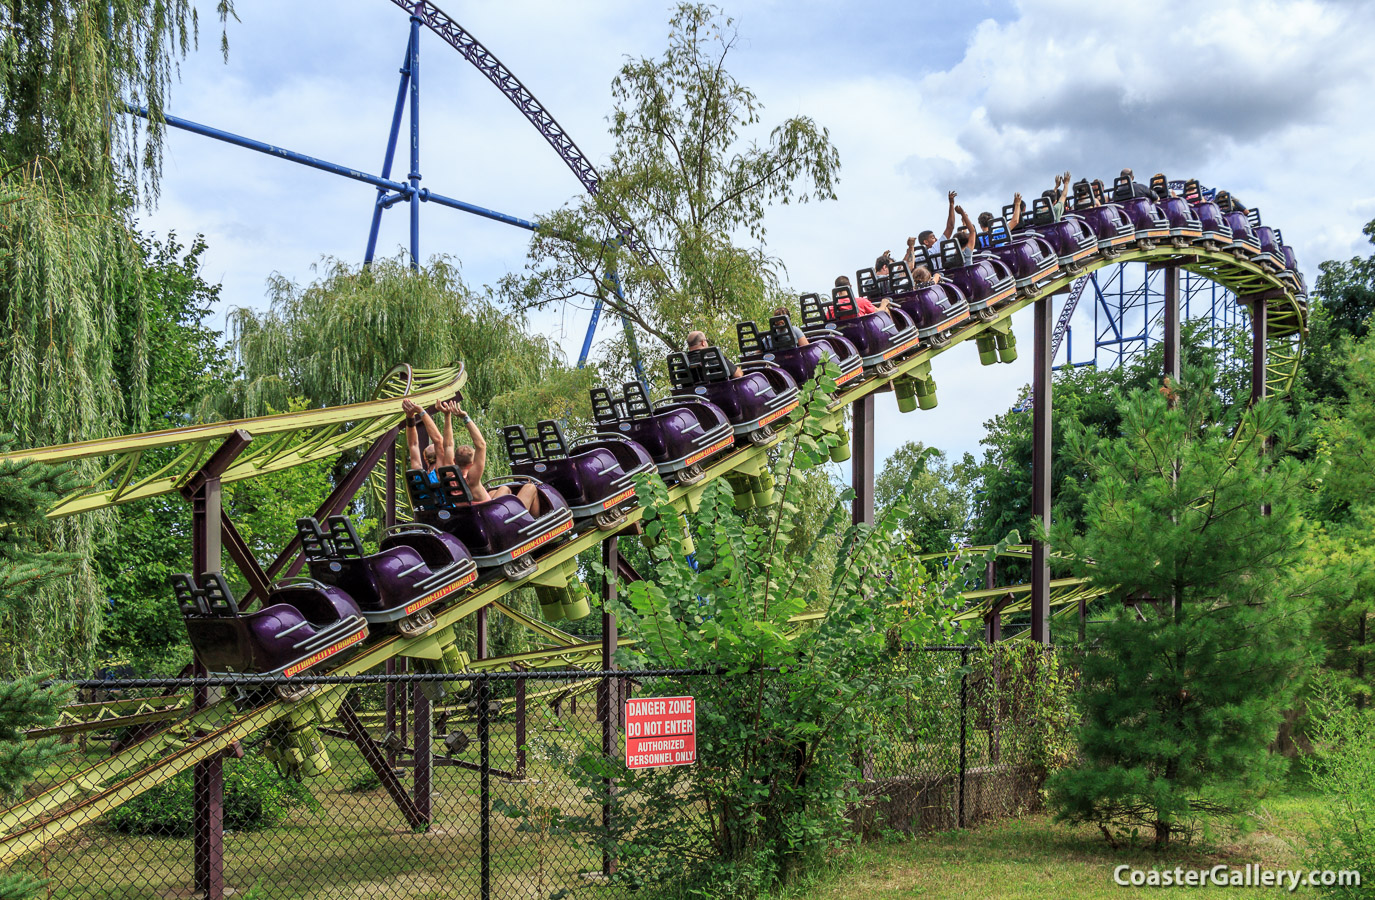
[5,646,1057,898]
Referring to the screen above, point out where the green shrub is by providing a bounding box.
[1304,680,1375,897]
[106,754,316,836]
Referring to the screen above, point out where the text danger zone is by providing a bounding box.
[625,696,696,769]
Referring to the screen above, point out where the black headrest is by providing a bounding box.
[297,517,333,561]
[799,292,830,329]
[326,515,364,560]
[504,424,536,464]
[200,572,241,617]
[170,573,209,616]
[768,314,798,350]
[831,285,860,320]
[937,238,967,270]
[407,468,443,512]
[886,260,915,294]
[1112,175,1134,202]
[435,465,474,505]
[668,347,733,390]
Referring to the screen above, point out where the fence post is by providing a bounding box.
[600,537,619,877]
[478,674,491,900]
[959,647,969,829]
[514,672,527,779]
[413,681,432,826]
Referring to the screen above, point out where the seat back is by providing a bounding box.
[1070,178,1097,209]
[537,420,569,460]
[200,572,242,617]
[799,291,831,329]
[737,320,767,357]
[296,517,334,561]
[1149,173,1170,200]
[768,314,800,350]
[885,261,916,295]
[407,468,448,512]
[435,465,475,505]
[326,516,366,560]
[1111,175,1135,203]
[171,573,211,617]
[938,238,968,270]
[504,424,537,464]
[975,218,1012,250]
[1181,179,1205,205]
[831,284,861,320]
[856,267,889,299]
[668,347,733,391]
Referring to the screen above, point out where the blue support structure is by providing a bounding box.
[127,5,653,379]
[365,43,413,264]
[1050,181,1242,374]
[408,12,422,269]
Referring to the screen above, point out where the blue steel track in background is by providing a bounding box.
[1052,181,1240,372]
[128,0,648,383]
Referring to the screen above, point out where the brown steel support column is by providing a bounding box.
[600,537,619,877]
[413,682,432,826]
[851,394,875,526]
[1251,301,1268,404]
[340,702,427,830]
[513,673,527,779]
[1163,265,1181,384]
[1030,297,1053,646]
[385,659,398,767]
[185,431,249,900]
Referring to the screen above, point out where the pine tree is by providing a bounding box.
[1047,371,1313,848]
[0,438,76,898]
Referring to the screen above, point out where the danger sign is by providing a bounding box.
[624,695,696,769]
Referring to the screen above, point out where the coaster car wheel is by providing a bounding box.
[502,555,538,583]
[748,425,776,446]
[399,607,437,638]
[931,330,950,348]
[875,360,897,377]
[274,682,317,704]
[1136,238,1157,251]
[676,463,704,485]
[976,307,997,322]
[595,508,626,531]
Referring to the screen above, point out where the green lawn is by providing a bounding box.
[770,786,1328,900]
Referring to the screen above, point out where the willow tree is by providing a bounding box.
[0,1,233,674]
[504,2,841,381]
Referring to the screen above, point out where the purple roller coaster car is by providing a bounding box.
[917,242,1017,321]
[299,515,477,638]
[1274,228,1307,295]
[667,347,800,446]
[857,261,970,345]
[1010,197,1099,271]
[504,419,655,531]
[590,381,735,484]
[975,217,1060,291]
[798,286,923,375]
[1068,180,1136,254]
[1245,209,1286,272]
[736,313,865,388]
[1147,175,1205,244]
[408,466,574,582]
[1110,176,1172,245]
[1181,179,1235,249]
[172,572,369,679]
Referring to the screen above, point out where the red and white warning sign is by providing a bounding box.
[624,695,696,769]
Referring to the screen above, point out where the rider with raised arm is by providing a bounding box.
[908,190,959,265]
[403,398,449,483]
[436,398,543,515]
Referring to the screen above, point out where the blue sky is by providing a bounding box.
[142,0,1375,473]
